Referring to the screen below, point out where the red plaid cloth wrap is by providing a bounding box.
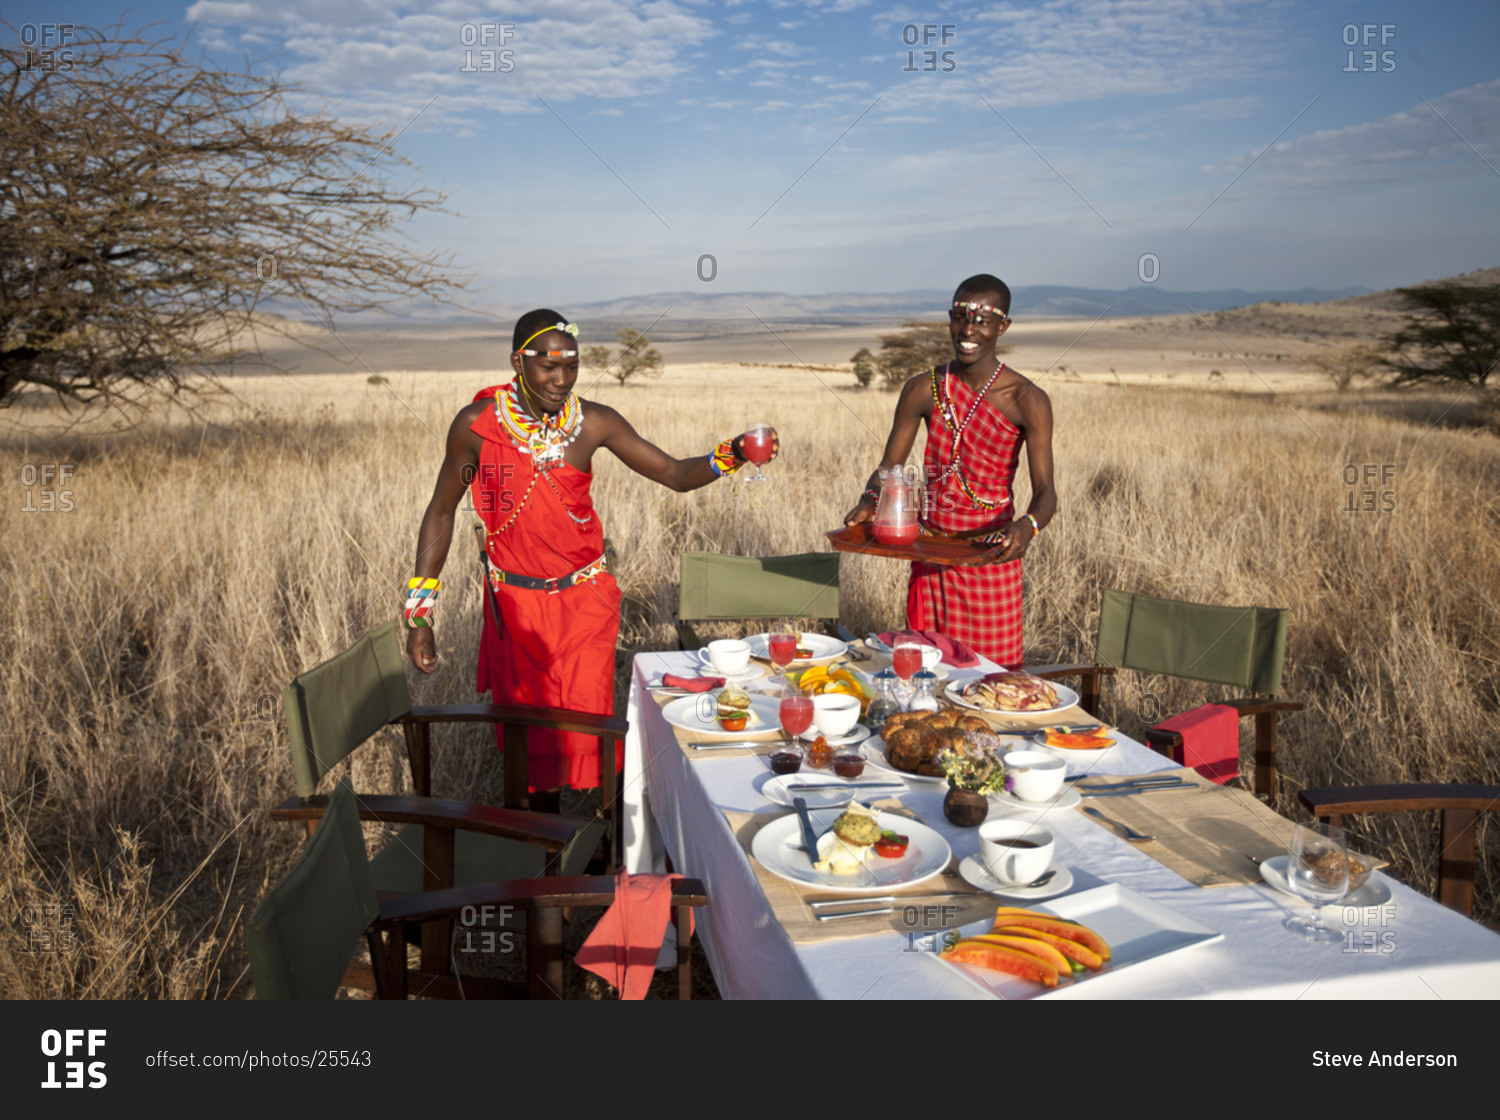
[907,365,1026,666]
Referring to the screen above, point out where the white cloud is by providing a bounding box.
[1203,79,1500,186]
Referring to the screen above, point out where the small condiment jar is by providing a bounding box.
[908,668,940,714]
[865,668,901,734]
[806,735,834,770]
[833,750,865,779]
[769,745,805,775]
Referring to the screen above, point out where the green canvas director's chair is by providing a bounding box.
[676,551,852,650]
[276,619,624,992]
[1031,588,1302,798]
[249,780,707,999]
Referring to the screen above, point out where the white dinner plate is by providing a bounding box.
[659,692,783,738]
[751,806,951,894]
[1259,855,1393,909]
[859,738,947,785]
[958,855,1075,901]
[926,883,1224,999]
[744,632,848,666]
[759,774,906,810]
[944,679,1081,718]
[986,786,1083,813]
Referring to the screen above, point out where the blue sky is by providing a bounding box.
[8,1,1500,308]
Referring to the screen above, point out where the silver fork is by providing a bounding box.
[1084,806,1156,843]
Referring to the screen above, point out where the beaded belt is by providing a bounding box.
[486,554,607,595]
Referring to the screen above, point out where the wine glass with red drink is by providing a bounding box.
[892,642,923,682]
[742,422,776,482]
[768,631,797,679]
[779,691,815,739]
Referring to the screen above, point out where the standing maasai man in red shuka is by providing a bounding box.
[406,308,772,811]
[845,275,1056,666]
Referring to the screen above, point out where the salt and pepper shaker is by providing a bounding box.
[907,668,940,714]
[865,667,901,733]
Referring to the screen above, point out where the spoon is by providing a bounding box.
[1083,806,1156,843]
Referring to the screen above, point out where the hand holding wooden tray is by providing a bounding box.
[826,522,1007,567]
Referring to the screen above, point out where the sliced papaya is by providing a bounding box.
[1043,732,1113,750]
[993,925,1106,972]
[941,939,1058,988]
[989,914,1111,961]
[966,933,1072,981]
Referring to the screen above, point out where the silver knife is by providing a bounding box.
[865,633,892,654]
[809,891,976,909]
[686,738,793,750]
[1082,782,1200,797]
[781,781,906,791]
[1075,775,1196,791]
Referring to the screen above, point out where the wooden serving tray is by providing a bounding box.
[826,523,1005,567]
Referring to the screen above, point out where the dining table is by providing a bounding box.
[620,643,1500,999]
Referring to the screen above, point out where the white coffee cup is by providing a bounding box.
[1002,750,1067,803]
[978,820,1055,886]
[705,639,752,676]
[811,693,862,737]
[919,645,942,670]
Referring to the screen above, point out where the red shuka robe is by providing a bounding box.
[908,364,1026,666]
[469,386,622,791]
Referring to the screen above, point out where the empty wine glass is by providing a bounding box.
[1285,822,1350,944]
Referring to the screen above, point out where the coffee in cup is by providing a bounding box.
[978,820,1055,886]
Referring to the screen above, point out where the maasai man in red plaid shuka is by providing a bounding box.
[846,275,1057,666]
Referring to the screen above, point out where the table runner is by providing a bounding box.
[1070,768,1297,887]
[723,806,999,945]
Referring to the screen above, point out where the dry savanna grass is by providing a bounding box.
[3,361,1498,999]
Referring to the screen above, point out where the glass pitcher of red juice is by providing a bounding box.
[873,467,918,546]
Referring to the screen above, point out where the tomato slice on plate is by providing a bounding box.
[873,831,909,858]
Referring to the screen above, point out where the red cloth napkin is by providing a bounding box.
[576,869,693,1000]
[660,673,724,691]
[877,628,982,669]
[1152,703,1240,784]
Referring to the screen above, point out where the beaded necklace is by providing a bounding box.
[929,360,1009,511]
[488,382,593,534]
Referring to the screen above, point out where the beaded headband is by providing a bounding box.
[951,300,1009,322]
[515,321,580,354]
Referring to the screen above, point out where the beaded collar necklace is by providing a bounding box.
[930,360,1009,511]
[495,380,584,468]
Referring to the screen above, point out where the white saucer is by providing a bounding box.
[987,786,1083,813]
[799,723,873,747]
[958,855,1075,900]
[694,652,769,681]
[1259,855,1393,909]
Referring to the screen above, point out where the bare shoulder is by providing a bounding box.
[581,398,627,432]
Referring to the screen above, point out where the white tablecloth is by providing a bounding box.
[622,650,1500,999]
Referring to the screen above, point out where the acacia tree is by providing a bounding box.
[1382,284,1500,390]
[873,320,1010,390]
[603,328,663,386]
[0,24,468,409]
